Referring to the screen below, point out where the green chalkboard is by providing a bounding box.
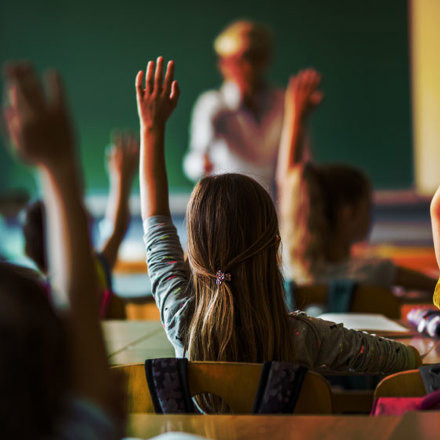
[0,0,412,196]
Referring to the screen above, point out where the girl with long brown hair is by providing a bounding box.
[137,57,420,373]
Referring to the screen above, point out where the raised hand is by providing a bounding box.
[135,56,180,130]
[107,131,139,186]
[3,62,74,169]
[102,131,139,268]
[285,68,323,123]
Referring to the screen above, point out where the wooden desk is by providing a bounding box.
[104,320,440,366]
[103,320,172,360]
[395,335,440,365]
[126,414,402,440]
[389,411,440,440]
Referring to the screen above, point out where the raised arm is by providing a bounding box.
[276,69,323,183]
[3,63,115,416]
[101,131,139,268]
[136,56,180,220]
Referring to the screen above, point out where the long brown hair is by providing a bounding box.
[280,163,371,282]
[185,173,294,362]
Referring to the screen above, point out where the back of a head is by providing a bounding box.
[185,173,293,363]
[0,262,69,437]
[214,19,274,61]
[318,164,372,231]
[22,199,47,273]
[281,163,371,282]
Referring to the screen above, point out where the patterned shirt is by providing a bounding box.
[144,215,420,374]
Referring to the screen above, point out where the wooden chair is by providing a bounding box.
[294,284,401,319]
[113,361,333,414]
[373,369,426,400]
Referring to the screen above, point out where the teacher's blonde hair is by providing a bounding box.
[214,20,274,59]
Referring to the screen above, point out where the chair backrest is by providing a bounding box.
[294,284,401,319]
[114,361,333,414]
[373,369,426,400]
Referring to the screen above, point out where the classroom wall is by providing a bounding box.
[411,0,440,195]
[0,0,412,197]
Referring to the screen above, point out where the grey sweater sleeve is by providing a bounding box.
[143,216,192,356]
[288,312,419,374]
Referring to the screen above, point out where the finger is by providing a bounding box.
[307,69,321,88]
[286,75,295,92]
[4,108,22,149]
[293,72,304,91]
[310,90,324,106]
[163,60,175,96]
[44,70,66,111]
[145,60,154,93]
[16,63,45,110]
[170,80,180,107]
[6,83,19,110]
[135,70,144,100]
[13,81,34,118]
[154,56,164,93]
[303,69,314,89]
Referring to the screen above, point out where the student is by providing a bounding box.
[2,63,123,437]
[137,57,421,374]
[277,70,437,293]
[21,132,138,316]
[430,186,440,309]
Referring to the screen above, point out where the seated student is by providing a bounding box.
[2,62,123,437]
[136,57,421,374]
[21,132,138,316]
[277,70,437,293]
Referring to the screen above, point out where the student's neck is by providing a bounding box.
[324,236,352,263]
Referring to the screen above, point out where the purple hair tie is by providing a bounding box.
[216,270,231,286]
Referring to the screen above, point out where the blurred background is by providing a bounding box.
[0,0,414,195]
[1,0,439,291]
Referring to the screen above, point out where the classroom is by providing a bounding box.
[1,0,440,438]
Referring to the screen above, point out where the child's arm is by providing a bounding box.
[3,63,120,420]
[100,131,139,268]
[291,313,421,374]
[136,58,189,354]
[136,56,179,220]
[276,69,323,183]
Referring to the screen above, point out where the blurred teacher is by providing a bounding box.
[183,20,284,194]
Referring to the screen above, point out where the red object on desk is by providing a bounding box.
[371,389,440,415]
